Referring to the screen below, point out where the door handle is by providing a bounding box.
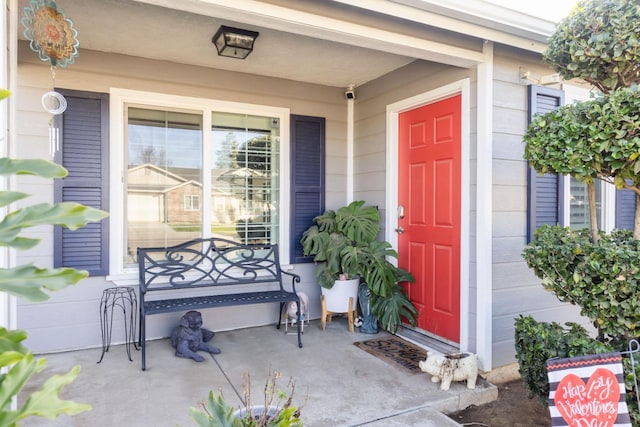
[395,226,404,234]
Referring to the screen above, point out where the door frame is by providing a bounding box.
[385,78,471,352]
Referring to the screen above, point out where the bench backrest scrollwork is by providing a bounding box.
[138,238,284,294]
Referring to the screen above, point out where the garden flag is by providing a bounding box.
[547,352,631,426]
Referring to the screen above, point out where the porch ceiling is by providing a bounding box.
[16,0,550,88]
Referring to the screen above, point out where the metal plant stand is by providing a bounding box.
[98,287,139,363]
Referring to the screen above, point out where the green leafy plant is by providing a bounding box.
[189,371,303,427]
[300,200,417,332]
[514,315,639,425]
[522,225,640,340]
[524,86,640,240]
[520,2,640,424]
[525,0,640,241]
[544,0,640,94]
[514,315,613,405]
[0,88,108,426]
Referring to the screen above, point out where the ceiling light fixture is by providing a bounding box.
[212,25,259,59]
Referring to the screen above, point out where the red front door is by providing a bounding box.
[398,94,461,343]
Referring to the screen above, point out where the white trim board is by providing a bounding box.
[385,78,472,361]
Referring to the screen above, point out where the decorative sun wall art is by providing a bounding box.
[21,0,79,69]
[21,0,80,154]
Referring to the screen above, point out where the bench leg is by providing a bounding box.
[296,301,303,348]
[277,302,285,329]
[141,315,146,371]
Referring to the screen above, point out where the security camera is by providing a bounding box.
[344,85,355,100]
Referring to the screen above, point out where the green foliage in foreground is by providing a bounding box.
[189,372,303,427]
[520,226,640,426]
[0,328,90,425]
[0,155,107,425]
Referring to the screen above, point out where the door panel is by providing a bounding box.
[398,94,461,343]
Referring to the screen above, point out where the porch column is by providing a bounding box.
[346,94,354,202]
[0,0,19,333]
[476,40,493,371]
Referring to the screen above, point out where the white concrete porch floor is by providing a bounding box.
[20,319,497,427]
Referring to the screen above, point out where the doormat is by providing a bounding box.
[354,335,427,374]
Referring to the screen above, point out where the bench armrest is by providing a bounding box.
[281,270,301,294]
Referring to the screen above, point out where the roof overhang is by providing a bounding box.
[133,0,549,68]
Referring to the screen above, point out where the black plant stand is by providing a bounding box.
[98,287,139,363]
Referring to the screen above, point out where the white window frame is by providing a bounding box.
[108,88,291,279]
[561,85,616,232]
[561,177,616,232]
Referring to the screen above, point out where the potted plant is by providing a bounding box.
[300,200,417,333]
[189,371,303,427]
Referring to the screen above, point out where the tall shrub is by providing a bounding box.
[520,1,640,423]
[525,0,640,240]
[523,226,640,340]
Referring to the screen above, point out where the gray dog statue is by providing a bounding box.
[170,310,221,362]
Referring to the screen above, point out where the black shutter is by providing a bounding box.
[53,90,109,276]
[526,85,565,242]
[290,115,325,264]
[615,188,637,230]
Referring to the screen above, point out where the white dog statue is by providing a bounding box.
[286,292,309,322]
[419,351,478,391]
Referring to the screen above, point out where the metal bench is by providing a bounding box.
[137,237,302,370]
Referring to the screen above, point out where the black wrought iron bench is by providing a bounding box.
[137,237,302,370]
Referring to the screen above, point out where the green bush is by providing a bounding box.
[524,86,640,189]
[514,316,639,425]
[523,225,640,339]
[519,2,640,424]
[0,157,107,425]
[544,0,640,93]
[623,355,640,425]
[514,315,612,405]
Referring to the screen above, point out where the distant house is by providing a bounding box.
[3,0,633,376]
[127,163,199,223]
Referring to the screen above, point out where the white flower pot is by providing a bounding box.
[321,277,360,313]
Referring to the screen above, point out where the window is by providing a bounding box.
[211,112,279,246]
[124,106,281,265]
[126,108,203,262]
[562,87,616,232]
[112,90,290,271]
[184,195,200,211]
[563,177,615,230]
[56,89,325,277]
